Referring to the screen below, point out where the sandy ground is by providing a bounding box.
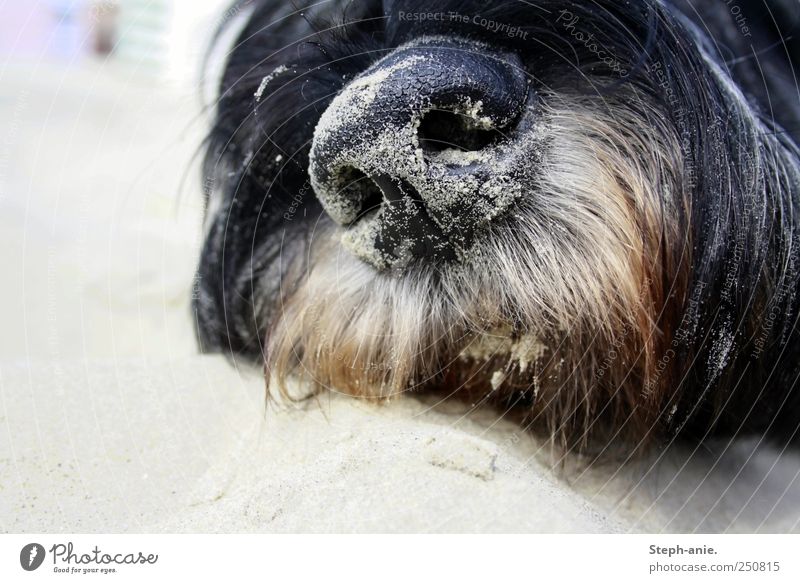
[1,60,799,533]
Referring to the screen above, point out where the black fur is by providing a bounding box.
[195,0,800,445]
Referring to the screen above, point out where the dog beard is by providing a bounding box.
[266,92,686,449]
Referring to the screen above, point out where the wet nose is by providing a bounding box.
[309,38,531,270]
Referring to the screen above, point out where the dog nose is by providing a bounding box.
[309,38,531,269]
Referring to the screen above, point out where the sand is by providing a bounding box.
[5,356,800,533]
[1,61,799,533]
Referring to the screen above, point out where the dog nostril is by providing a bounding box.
[336,167,383,224]
[358,187,383,220]
[418,109,505,153]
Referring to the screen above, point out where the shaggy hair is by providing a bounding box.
[195,0,800,454]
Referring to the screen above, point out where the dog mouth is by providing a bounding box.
[308,37,542,271]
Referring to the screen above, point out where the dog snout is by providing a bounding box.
[309,38,531,269]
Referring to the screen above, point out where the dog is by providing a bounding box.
[194,0,800,454]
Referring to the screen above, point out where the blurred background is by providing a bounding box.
[0,0,246,361]
[0,1,271,532]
